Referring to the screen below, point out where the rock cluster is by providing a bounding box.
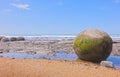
[0,36,25,42]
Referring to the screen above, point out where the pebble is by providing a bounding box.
[100,61,113,68]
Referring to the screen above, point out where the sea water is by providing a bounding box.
[6,35,76,41]
[0,52,120,70]
[0,52,78,60]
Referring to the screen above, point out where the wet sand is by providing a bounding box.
[0,58,120,77]
[0,40,120,55]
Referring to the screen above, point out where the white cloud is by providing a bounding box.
[11,3,30,10]
[113,0,120,3]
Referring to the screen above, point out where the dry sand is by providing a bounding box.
[0,58,120,77]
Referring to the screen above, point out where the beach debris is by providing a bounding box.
[73,29,113,63]
[100,61,113,68]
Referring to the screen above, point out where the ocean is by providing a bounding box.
[5,35,120,41]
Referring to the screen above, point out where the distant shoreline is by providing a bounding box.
[1,34,119,41]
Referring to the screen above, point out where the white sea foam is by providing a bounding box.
[4,35,120,41]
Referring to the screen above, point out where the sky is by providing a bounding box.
[0,0,120,35]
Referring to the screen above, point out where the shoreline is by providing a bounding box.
[0,39,120,56]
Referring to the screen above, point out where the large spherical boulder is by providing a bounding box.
[73,29,113,63]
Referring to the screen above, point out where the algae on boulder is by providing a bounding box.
[73,29,113,63]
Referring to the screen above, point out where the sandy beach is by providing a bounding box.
[0,39,120,77]
[0,58,120,77]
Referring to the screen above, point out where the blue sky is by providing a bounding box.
[0,0,120,35]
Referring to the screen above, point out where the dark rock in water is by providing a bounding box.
[17,37,25,41]
[73,29,113,63]
[10,37,17,41]
[1,37,9,42]
[100,61,113,68]
[113,40,120,44]
[0,51,3,53]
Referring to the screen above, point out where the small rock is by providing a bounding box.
[1,37,9,42]
[10,37,17,41]
[0,36,5,41]
[100,61,113,68]
[0,51,3,53]
[11,57,15,59]
[17,37,25,41]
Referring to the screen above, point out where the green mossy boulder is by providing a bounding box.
[73,29,113,63]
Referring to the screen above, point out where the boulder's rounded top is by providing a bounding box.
[79,29,110,39]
